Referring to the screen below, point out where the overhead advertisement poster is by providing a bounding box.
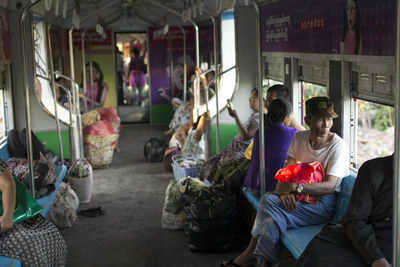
[260,0,395,56]
[148,26,195,124]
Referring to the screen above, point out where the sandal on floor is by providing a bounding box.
[220,259,256,267]
[220,259,243,267]
[78,207,106,217]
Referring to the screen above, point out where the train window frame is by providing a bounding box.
[352,98,394,168]
[298,81,328,127]
[32,16,71,124]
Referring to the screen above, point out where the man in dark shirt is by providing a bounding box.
[297,155,393,267]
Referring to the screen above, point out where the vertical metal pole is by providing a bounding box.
[82,29,88,113]
[47,24,64,164]
[168,30,174,100]
[69,27,75,80]
[20,0,42,197]
[192,22,199,68]
[89,35,94,110]
[393,0,400,264]
[177,25,187,104]
[209,12,220,153]
[253,2,265,196]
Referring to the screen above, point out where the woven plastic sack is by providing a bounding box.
[97,107,119,123]
[274,162,324,203]
[84,134,119,168]
[82,110,100,127]
[83,120,115,135]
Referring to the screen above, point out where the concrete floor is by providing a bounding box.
[60,124,239,267]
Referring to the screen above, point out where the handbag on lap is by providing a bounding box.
[0,176,43,223]
[275,162,324,203]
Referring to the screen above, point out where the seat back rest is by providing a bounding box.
[331,172,357,223]
[0,142,10,162]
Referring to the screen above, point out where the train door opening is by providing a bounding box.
[115,32,149,123]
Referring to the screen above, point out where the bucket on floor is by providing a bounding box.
[69,164,93,203]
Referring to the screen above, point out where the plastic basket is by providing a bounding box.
[172,154,201,181]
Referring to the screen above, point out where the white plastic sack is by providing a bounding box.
[46,182,79,228]
[161,179,186,230]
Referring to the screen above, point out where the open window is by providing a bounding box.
[353,99,394,168]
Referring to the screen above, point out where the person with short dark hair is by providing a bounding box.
[265,84,304,131]
[297,155,393,267]
[243,98,297,195]
[221,96,349,267]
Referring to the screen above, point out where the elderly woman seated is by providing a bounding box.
[0,160,67,266]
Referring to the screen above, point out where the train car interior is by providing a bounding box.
[0,0,399,266]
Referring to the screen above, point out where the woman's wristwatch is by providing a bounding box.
[296,183,304,194]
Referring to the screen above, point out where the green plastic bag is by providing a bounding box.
[0,176,43,223]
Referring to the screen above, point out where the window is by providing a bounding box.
[301,82,328,126]
[354,99,394,167]
[263,79,282,88]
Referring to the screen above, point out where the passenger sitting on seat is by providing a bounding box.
[297,155,393,267]
[243,98,298,195]
[221,96,349,267]
[200,88,266,183]
[182,112,209,160]
[265,84,304,131]
[0,159,67,266]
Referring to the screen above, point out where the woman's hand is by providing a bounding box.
[0,213,13,232]
[228,107,238,118]
[280,194,297,211]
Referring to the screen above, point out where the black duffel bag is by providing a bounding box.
[143,138,168,162]
[184,186,239,253]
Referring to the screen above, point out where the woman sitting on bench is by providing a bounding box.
[200,88,266,183]
[0,159,67,266]
[243,98,298,195]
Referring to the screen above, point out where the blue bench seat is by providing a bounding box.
[0,142,67,266]
[242,172,356,260]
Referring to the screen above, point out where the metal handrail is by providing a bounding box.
[176,25,187,104]
[147,0,199,67]
[252,1,265,196]
[47,23,64,164]
[393,0,400,264]
[81,29,89,113]
[20,0,42,197]
[203,10,220,154]
[54,71,84,159]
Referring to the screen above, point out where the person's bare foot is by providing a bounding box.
[222,251,257,266]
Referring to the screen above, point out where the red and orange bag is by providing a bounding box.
[274,162,324,203]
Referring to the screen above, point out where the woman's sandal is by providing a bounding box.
[220,258,256,267]
[78,207,106,217]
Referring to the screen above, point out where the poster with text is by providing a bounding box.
[148,26,196,105]
[260,0,395,56]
